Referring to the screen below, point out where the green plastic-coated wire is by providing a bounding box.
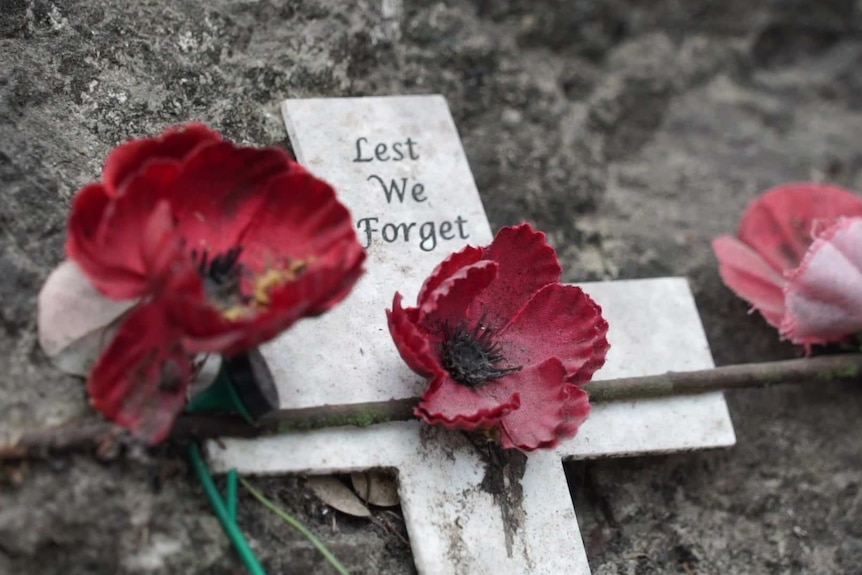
[240,478,351,575]
[227,469,239,521]
[187,443,266,575]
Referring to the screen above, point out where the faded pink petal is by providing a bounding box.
[738,182,862,273]
[712,235,786,328]
[712,182,862,341]
[782,218,862,346]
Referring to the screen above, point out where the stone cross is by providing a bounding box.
[206,96,736,574]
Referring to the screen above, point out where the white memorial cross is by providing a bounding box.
[206,96,736,574]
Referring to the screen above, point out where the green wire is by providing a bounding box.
[241,478,351,575]
[187,443,266,575]
[227,469,238,521]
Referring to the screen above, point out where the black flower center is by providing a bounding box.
[191,246,247,308]
[441,323,522,389]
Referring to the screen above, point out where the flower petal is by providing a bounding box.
[418,260,498,328]
[175,249,365,355]
[466,224,562,328]
[37,260,136,375]
[65,182,134,297]
[498,284,609,384]
[237,167,367,312]
[497,358,584,451]
[169,141,293,258]
[102,123,221,195]
[415,372,520,431]
[67,160,184,300]
[738,182,862,273]
[553,385,592,442]
[87,301,193,443]
[416,245,484,306]
[712,235,787,328]
[386,293,441,377]
[87,161,182,298]
[782,217,862,346]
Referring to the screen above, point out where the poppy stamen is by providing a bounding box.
[191,246,246,309]
[441,323,522,389]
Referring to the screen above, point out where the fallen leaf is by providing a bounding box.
[37,260,135,376]
[350,471,400,507]
[305,475,371,517]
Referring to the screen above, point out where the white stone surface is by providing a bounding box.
[266,95,492,411]
[206,96,736,575]
[209,276,735,575]
[563,277,736,459]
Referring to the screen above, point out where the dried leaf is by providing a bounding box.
[37,260,135,376]
[350,471,400,507]
[305,475,371,517]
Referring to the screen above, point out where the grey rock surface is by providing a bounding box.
[2,0,862,573]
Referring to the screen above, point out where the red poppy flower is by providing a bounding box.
[712,182,862,343]
[782,217,862,346]
[387,224,610,452]
[65,124,366,442]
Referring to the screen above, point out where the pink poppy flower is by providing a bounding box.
[63,124,365,442]
[712,182,862,334]
[387,224,609,452]
[782,217,862,346]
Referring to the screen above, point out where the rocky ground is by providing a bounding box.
[3,1,862,573]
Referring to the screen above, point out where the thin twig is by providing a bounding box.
[3,354,862,461]
[581,353,862,402]
[0,414,259,461]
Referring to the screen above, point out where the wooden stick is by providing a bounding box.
[2,354,861,461]
[0,415,260,461]
[582,353,862,402]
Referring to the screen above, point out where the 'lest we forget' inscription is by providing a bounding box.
[352,135,470,252]
[261,95,494,415]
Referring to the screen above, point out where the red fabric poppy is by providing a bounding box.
[782,217,862,346]
[66,124,366,442]
[712,182,862,333]
[387,224,609,452]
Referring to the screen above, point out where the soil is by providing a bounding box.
[3,1,862,573]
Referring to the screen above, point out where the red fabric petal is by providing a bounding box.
[386,293,441,377]
[466,224,562,328]
[67,160,184,300]
[497,358,579,451]
[102,123,221,195]
[418,261,498,328]
[240,168,354,262]
[738,182,862,273]
[552,385,592,443]
[65,183,133,297]
[782,218,862,346]
[300,241,367,316]
[169,141,292,258]
[87,301,193,443]
[712,235,787,328]
[176,250,365,355]
[498,284,609,384]
[416,245,484,306]
[83,161,181,299]
[415,372,521,431]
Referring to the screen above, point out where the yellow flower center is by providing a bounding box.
[221,259,309,321]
